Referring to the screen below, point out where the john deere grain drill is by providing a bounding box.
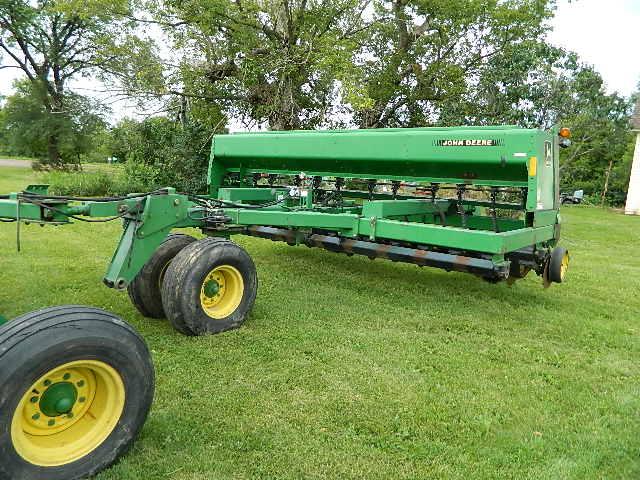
[0,125,570,479]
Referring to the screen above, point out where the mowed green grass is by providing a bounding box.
[1,166,639,479]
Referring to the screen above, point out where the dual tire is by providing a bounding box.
[127,234,196,319]
[128,235,257,336]
[1,236,256,478]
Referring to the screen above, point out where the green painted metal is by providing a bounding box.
[0,196,69,223]
[203,279,220,296]
[0,190,202,288]
[360,199,451,218]
[221,207,553,254]
[24,185,50,195]
[209,126,552,195]
[218,187,284,202]
[103,192,201,288]
[39,382,77,417]
[0,125,566,289]
[202,125,564,281]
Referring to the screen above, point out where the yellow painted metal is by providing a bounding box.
[200,265,244,319]
[10,360,125,466]
[560,251,569,280]
[528,156,537,177]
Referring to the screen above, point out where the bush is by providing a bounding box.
[109,117,211,194]
[42,170,150,197]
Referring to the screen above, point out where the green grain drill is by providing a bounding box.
[0,125,571,479]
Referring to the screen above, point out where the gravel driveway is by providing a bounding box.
[0,159,32,168]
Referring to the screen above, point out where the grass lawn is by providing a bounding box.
[1,166,639,479]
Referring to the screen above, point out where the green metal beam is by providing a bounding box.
[220,207,554,254]
[103,193,202,288]
[0,198,69,223]
[218,187,286,202]
[361,199,451,218]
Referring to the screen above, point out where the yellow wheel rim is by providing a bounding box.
[560,251,570,280]
[200,265,244,319]
[10,360,125,467]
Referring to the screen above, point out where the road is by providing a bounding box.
[0,159,32,168]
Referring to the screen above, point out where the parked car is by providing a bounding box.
[561,189,584,205]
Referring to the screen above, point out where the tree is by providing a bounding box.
[0,79,108,164]
[144,0,370,130]
[435,42,576,127]
[0,0,150,166]
[551,68,632,201]
[108,116,212,193]
[352,0,555,128]
[0,96,9,155]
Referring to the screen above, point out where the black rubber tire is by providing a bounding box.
[0,306,154,480]
[128,233,197,318]
[548,246,569,283]
[161,237,258,336]
[561,198,572,205]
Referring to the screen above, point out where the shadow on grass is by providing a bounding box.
[251,241,552,310]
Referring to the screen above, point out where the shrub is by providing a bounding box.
[42,170,150,197]
[109,117,211,194]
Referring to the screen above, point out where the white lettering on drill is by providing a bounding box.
[439,139,496,146]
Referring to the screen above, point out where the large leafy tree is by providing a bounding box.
[0,79,108,163]
[556,68,632,200]
[352,0,555,128]
[435,42,575,127]
[0,0,151,166]
[146,0,370,130]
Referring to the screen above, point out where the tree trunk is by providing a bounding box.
[46,134,63,167]
[44,83,66,168]
[601,158,614,206]
[179,95,188,127]
[270,77,301,130]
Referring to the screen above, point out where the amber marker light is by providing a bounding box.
[559,127,571,138]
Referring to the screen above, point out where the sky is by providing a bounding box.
[548,0,639,95]
[0,0,638,122]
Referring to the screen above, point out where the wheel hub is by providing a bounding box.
[203,278,221,297]
[21,367,93,435]
[11,360,126,466]
[199,265,244,319]
[39,382,77,417]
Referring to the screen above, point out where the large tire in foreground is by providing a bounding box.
[162,237,258,336]
[128,233,196,318]
[0,306,154,480]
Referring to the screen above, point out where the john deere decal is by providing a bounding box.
[434,139,503,147]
